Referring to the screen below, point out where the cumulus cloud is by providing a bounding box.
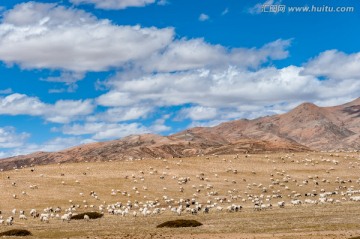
[104,66,316,108]
[302,50,360,80]
[43,72,85,93]
[199,13,210,21]
[0,127,29,148]
[62,122,149,140]
[70,0,157,10]
[180,106,218,121]
[150,118,171,133]
[0,2,174,72]
[100,61,360,123]
[141,38,291,72]
[0,88,13,94]
[0,93,95,123]
[0,93,47,116]
[87,106,152,122]
[96,91,138,107]
[0,2,291,79]
[1,137,95,158]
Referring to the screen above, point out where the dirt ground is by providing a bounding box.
[0,152,359,238]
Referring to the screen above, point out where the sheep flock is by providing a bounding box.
[0,152,360,238]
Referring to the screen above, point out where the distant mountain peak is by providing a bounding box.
[294,101,320,110]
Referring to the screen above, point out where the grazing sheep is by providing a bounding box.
[41,216,49,223]
[40,213,50,221]
[291,199,302,206]
[6,216,14,225]
[30,209,39,218]
[61,213,72,222]
[84,214,90,221]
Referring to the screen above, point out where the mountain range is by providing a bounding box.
[1,98,359,170]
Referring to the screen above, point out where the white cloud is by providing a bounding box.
[70,0,157,10]
[0,2,174,72]
[302,50,360,80]
[0,88,13,94]
[0,93,46,116]
[0,93,95,123]
[100,60,360,123]
[199,13,210,21]
[104,66,313,108]
[180,106,218,121]
[47,99,95,123]
[44,72,84,93]
[96,91,138,107]
[29,137,90,152]
[150,115,171,133]
[87,106,152,122]
[1,137,95,158]
[140,38,291,73]
[221,8,229,16]
[249,0,282,14]
[0,2,291,80]
[0,127,29,148]
[62,122,149,140]
[157,0,169,6]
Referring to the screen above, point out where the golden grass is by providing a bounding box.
[0,152,360,238]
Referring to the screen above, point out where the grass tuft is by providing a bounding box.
[0,229,32,237]
[156,219,203,228]
[70,212,103,220]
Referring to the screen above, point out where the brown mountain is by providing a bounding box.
[1,98,359,170]
[180,97,360,150]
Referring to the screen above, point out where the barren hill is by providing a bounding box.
[1,98,360,170]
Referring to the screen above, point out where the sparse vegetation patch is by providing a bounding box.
[156,219,203,228]
[70,212,103,220]
[0,229,32,237]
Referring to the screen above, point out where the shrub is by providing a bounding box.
[156,219,203,228]
[0,229,32,237]
[70,212,103,220]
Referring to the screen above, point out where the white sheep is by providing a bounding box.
[6,216,14,225]
[40,213,49,221]
[84,214,90,221]
[61,213,72,222]
[41,216,49,223]
[290,199,302,206]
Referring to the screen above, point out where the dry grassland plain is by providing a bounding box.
[0,152,360,239]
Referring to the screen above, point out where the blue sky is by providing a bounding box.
[0,0,360,158]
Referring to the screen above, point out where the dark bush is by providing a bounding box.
[70,212,103,220]
[156,219,203,228]
[0,229,32,237]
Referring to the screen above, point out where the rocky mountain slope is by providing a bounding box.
[1,98,359,170]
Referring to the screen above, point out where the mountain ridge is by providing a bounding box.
[1,98,360,170]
